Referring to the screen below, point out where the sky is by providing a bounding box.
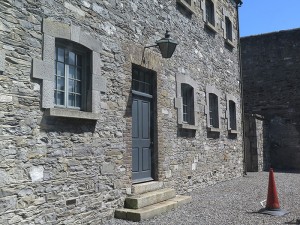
[239,0,300,37]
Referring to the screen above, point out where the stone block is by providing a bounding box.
[32,58,54,81]
[29,166,44,182]
[43,19,71,39]
[42,80,54,108]
[92,51,101,75]
[0,51,5,73]
[80,31,102,52]
[92,90,101,113]
[43,35,55,61]
[0,196,17,213]
[101,162,115,175]
[92,74,107,93]
[64,2,85,17]
[71,24,81,43]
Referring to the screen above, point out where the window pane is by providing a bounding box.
[75,81,81,93]
[56,91,65,105]
[77,55,82,66]
[68,93,75,107]
[57,48,64,62]
[69,65,76,79]
[57,77,65,91]
[69,79,75,92]
[68,51,76,65]
[57,62,65,77]
[75,95,81,108]
[76,68,82,80]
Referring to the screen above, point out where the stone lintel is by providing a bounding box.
[43,19,71,39]
[80,31,102,53]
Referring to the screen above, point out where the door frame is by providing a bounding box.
[131,64,158,183]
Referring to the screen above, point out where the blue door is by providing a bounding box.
[132,67,154,183]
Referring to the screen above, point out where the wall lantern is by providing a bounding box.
[143,31,178,60]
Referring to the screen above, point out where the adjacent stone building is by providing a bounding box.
[242,28,300,171]
[0,0,243,223]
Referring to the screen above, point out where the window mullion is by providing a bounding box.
[65,64,69,108]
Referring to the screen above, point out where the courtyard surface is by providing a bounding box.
[110,171,300,225]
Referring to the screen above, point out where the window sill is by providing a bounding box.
[207,127,221,133]
[45,108,100,120]
[225,38,235,48]
[205,21,218,33]
[179,123,198,130]
[228,129,238,134]
[176,0,196,14]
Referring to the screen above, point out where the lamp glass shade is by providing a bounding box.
[155,32,178,58]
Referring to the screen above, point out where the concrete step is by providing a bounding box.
[115,195,192,222]
[125,188,176,209]
[131,181,163,195]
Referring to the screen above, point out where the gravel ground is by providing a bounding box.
[109,171,300,225]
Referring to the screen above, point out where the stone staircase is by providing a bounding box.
[114,181,192,222]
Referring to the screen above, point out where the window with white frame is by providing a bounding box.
[181,83,194,125]
[225,16,233,41]
[206,0,215,26]
[55,41,91,109]
[209,93,219,128]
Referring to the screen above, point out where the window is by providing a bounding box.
[209,93,219,128]
[205,85,221,131]
[175,74,198,129]
[176,0,196,14]
[229,100,236,130]
[225,16,232,41]
[181,83,194,125]
[206,0,215,26]
[55,41,91,110]
[32,19,106,120]
[132,67,152,95]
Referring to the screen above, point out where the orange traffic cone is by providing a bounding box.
[259,168,288,216]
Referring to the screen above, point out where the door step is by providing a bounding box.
[115,182,192,222]
[131,181,163,195]
[125,188,176,209]
[115,195,191,222]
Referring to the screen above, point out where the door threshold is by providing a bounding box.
[132,177,154,184]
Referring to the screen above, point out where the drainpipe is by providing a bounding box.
[234,0,246,175]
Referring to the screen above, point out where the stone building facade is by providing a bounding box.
[242,28,300,171]
[0,0,243,223]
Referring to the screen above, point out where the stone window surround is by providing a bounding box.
[205,85,222,132]
[0,51,5,75]
[174,74,199,130]
[226,94,238,133]
[176,0,196,14]
[222,8,236,48]
[32,18,106,120]
[200,0,218,33]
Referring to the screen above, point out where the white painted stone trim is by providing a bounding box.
[32,18,106,116]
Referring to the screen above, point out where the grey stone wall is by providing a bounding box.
[0,0,242,224]
[242,29,300,171]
